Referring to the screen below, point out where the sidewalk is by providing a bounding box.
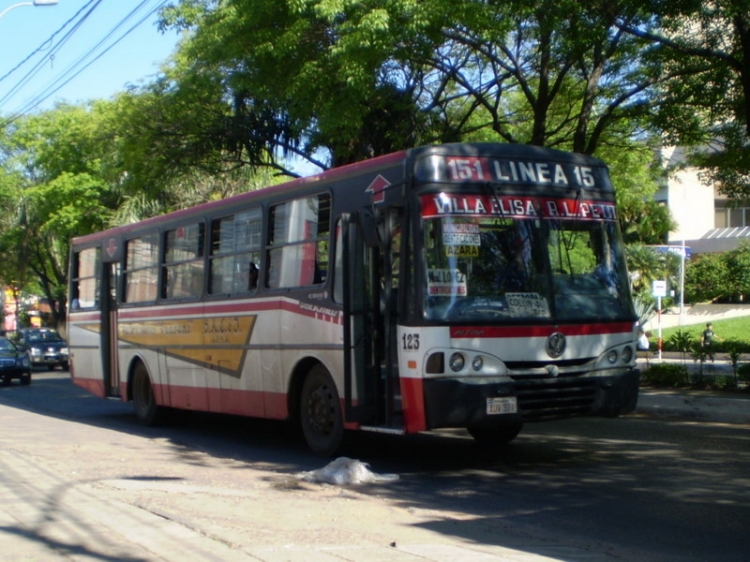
[636,355,750,424]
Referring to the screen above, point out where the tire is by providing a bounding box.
[20,372,31,386]
[132,362,162,426]
[468,422,523,447]
[300,365,344,456]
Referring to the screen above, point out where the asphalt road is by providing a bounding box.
[0,370,748,562]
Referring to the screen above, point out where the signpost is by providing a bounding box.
[652,280,668,360]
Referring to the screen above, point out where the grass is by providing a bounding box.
[642,315,750,391]
[650,316,750,353]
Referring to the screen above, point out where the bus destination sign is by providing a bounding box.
[418,155,611,190]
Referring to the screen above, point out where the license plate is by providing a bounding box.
[486,396,517,415]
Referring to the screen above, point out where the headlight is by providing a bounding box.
[621,346,633,363]
[607,350,618,364]
[61,347,69,355]
[449,353,465,372]
[471,356,484,371]
[19,357,30,368]
[30,348,42,357]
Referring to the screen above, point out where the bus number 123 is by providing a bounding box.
[402,333,420,350]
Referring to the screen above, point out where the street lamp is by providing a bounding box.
[0,0,58,20]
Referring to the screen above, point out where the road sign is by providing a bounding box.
[652,280,667,297]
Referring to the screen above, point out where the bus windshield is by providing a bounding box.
[423,199,632,323]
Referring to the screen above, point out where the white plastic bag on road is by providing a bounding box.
[298,457,399,485]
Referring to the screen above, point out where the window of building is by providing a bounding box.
[715,206,750,229]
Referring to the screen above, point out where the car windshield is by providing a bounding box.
[0,339,15,351]
[423,214,633,323]
[26,331,63,343]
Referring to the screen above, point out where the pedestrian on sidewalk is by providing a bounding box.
[701,322,719,362]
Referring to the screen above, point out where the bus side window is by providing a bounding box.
[208,208,262,296]
[71,247,101,310]
[267,193,330,289]
[124,234,159,303]
[163,223,205,300]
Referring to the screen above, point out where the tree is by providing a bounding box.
[617,0,750,200]
[626,243,681,303]
[156,0,669,174]
[723,243,750,300]
[684,252,731,303]
[0,105,114,327]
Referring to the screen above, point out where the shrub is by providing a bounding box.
[643,363,689,386]
[668,329,694,355]
[737,363,750,383]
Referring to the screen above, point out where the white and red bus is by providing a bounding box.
[68,143,640,455]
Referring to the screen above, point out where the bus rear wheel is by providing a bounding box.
[468,422,523,447]
[300,365,344,456]
[132,362,162,426]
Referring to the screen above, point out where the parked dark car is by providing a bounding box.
[0,336,31,385]
[16,328,69,370]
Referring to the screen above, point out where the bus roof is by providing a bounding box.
[71,143,609,246]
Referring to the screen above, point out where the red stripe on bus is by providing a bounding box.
[71,375,105,398]
[450,322,633,339]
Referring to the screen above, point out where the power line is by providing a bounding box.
[1,0,171,124]
[0,0,104,108]
[0,0,98,87]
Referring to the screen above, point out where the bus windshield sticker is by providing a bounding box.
[427,268,467,296]
[445,245,480,257]
[442,222,481,247]
[506,292,550,318]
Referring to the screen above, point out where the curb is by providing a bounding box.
[637,391,750,424]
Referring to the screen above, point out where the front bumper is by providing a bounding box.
[29,352,68,366]
[423,368,640,429]
[0,367,29,380]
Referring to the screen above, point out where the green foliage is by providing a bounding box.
[634,296,656,328]
[154,0,668,172]
[626,244,681,304]
[724,243,750,300]
[738,363,750,383]
[659,318,750,354]
[685,252,730,303]
[643,363,688,386]
[668,329,694,356]
[684,243,750,303]
[618,3,750,199]
[607,144,675,245]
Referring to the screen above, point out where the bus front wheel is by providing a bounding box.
[468,422,523,447]
[132,362,162,426]
[300,365,344,456]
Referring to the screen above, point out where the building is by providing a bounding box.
[659,146,750,254]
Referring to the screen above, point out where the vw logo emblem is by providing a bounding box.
[546,332,566,358]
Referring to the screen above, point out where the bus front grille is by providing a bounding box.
[513,376,598,419]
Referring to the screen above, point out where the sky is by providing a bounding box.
[0,0,181,118]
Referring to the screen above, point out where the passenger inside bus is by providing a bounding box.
[248,262,259,290]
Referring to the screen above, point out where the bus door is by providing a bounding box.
[342,209,400,428]
[100,261,120,397]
